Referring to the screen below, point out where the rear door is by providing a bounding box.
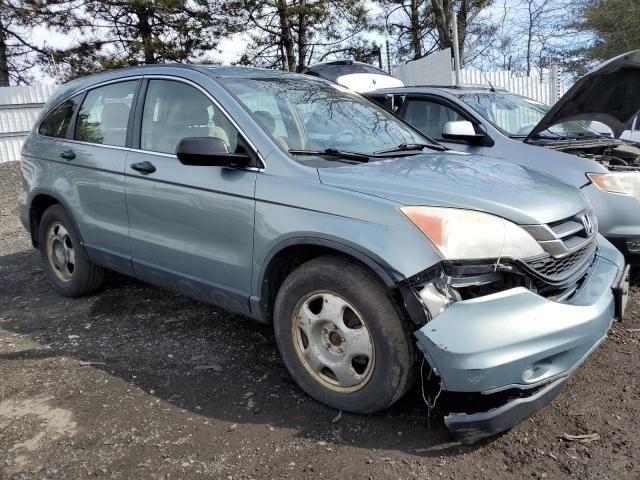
[55,79,140,274]
[124,77,257,315]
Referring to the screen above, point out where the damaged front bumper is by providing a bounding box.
[412,236,627,444]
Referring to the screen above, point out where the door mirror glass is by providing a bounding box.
[176,137,251,167]
[442,120,487,143]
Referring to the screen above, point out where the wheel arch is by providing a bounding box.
[28,190,80,248]
[251,236,402,324]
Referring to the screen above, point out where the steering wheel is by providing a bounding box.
[515,124,536,136]
[327,130,355,145]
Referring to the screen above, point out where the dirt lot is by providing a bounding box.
[1,160,639,479]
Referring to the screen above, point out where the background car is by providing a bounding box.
[363,51,640,260]
[301,60,403,93]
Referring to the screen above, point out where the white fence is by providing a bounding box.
[393,49,566,105]
[0,84,56,163]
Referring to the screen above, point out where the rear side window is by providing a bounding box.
[38,96,80,138]
[75,81,137,147]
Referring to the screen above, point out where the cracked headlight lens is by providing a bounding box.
[400,206,544,261]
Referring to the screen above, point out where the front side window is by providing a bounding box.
[219,76,431,156]
[403,99,464,140]
[75,81,137,147]
[38,96,81,138]
[141,80,239,155]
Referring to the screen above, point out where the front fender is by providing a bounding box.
[251,171,443,316]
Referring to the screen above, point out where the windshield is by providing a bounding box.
[459,92,598,138]
[218,76,432,156]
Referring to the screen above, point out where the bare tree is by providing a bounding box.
[378,0,437,61]
[430,0,491,62]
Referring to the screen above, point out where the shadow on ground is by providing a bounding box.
[0,247,485,459]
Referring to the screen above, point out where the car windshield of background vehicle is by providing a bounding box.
[459,92,600,139]
[219,77,434,159]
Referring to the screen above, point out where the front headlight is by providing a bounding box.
[587,172,640,200]
[400,206,544,260]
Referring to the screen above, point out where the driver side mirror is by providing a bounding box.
[442,120,491,146]
[176,137,252,167]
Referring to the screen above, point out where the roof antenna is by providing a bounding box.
[481,71,496,92]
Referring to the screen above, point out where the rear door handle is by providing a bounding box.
[130,161,156,175]
[59,149,76,160]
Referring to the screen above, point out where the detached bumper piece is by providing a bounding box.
[445,377,568,445]
[613,264,631,320]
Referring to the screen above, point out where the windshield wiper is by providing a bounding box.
[372,142,446,155]
[288,148,369,162]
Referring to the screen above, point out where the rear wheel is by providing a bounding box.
[38,205,105,297]
[273,255,418,414]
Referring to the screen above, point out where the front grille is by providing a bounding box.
[522,209,597,258]
[522,241,596,283]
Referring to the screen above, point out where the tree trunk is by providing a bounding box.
[431,0,452,50]
[527,1,534,77]
[276,0,295,71]
[0,17,9,86]
[457,0,469,62]
[296,0,307,70]
[137,7,155,64]
[409,0,423,60]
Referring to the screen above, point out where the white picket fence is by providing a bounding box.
[0,84,56,163]
[458,69,565,105]
[393,49,566,105]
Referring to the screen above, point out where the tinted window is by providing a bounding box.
[403,100,464,140]
[75,81,137,147]
[141,80,239,155]
[38,96,80,138]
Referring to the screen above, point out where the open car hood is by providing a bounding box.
[526,50,640,141]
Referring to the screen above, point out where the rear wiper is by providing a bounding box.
[372,142,446,155]
[288,148,369,162]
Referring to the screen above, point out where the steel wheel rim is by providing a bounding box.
[45,222,76,282]
[291,290,375,393]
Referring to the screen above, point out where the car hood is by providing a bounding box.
[318,153,586,225]
[526,50,640,141]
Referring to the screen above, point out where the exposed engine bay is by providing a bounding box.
[536,139,640,171]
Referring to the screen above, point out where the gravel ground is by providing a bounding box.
[1,160,640,479]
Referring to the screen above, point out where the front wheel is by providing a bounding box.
[273,255,418,414]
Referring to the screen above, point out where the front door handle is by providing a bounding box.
[130,161,156,175]
[59,149,76,161]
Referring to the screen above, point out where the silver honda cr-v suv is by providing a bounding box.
[19,65,628,444]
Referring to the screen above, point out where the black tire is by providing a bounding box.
[38,204,105,297]
[273,255,418,414]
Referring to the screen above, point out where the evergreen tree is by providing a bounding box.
[234,0,370,71]
[39,0,223,81]
[0,0,46,86]
[578,0,640,62]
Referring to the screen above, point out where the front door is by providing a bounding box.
[400,97,486,154]
[125,78,257,315]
